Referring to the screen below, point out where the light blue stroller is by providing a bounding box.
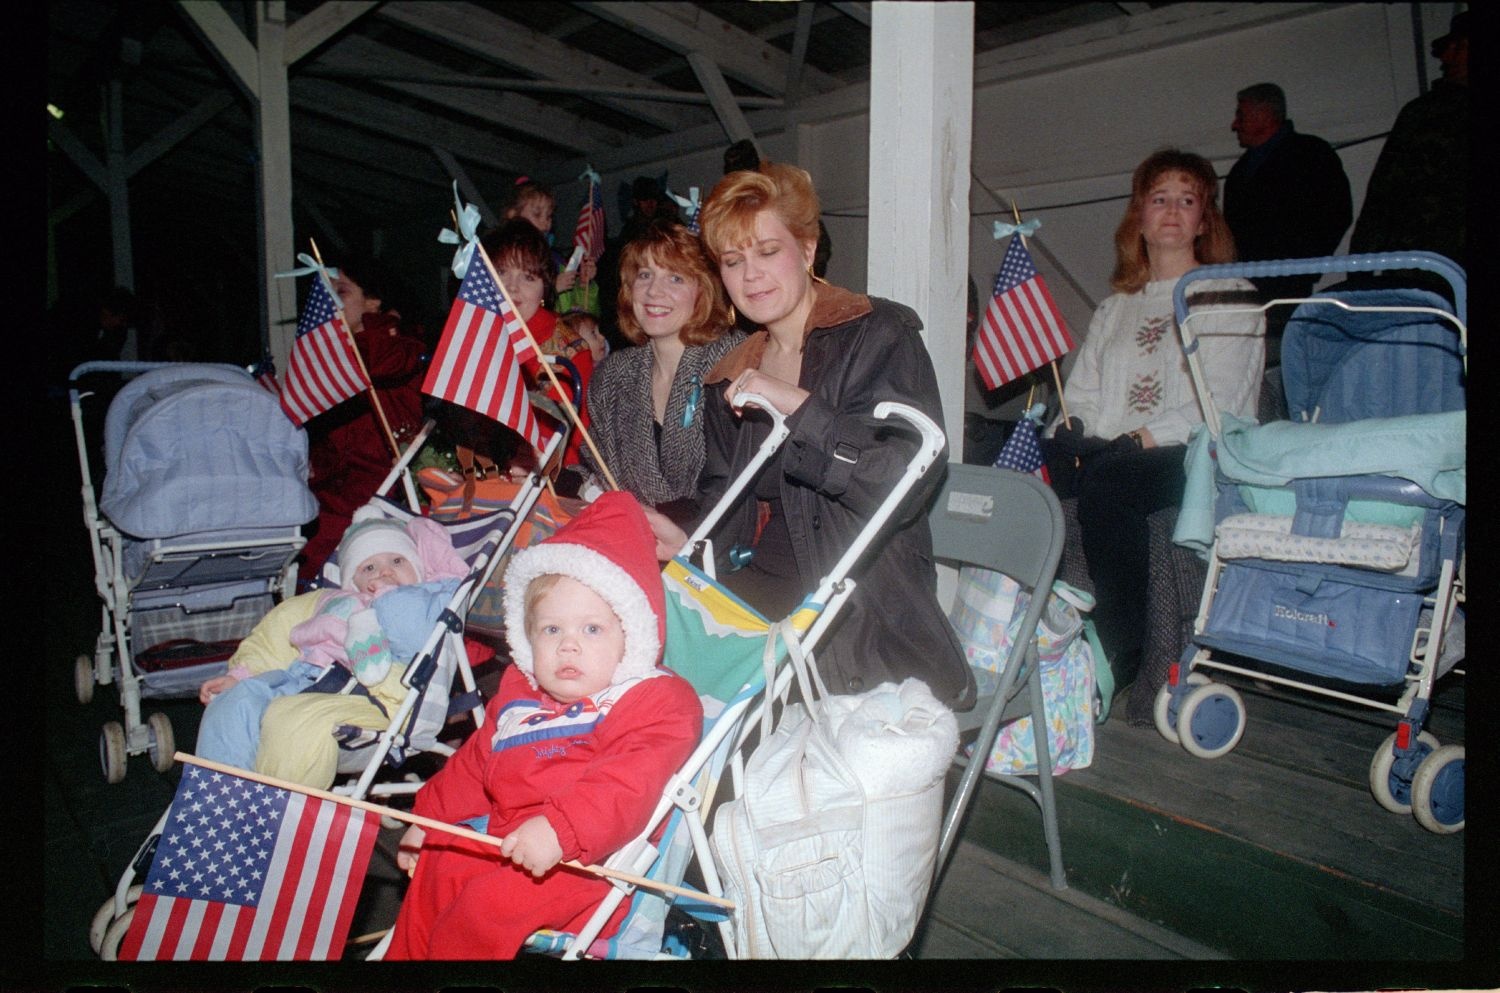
[1158,252,1466,834]
[69,361,317,783]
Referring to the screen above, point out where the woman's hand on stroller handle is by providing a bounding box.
[643,506,688,562]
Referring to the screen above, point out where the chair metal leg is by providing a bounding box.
[1026,657,1068,890]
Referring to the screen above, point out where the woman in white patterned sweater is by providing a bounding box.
[580,220,743,523]
[1045,148,1264,695]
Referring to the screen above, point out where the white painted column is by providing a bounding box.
[105,79,138,359]
[866,2,974,458]
[257,2,298,373]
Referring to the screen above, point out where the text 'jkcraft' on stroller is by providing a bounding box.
[364,394,949,961]
[1158,251,1466,834]
[88,425,567,960]
[69,361,318,784]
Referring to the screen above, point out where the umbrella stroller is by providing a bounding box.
[69,361,317,783]
[1157,251,1466,834]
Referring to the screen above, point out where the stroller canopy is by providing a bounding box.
[100,364,318,539]
[1280,288,1465,424]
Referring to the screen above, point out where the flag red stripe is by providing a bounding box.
[293,802,353,959]
[263,791,324,959]
[189,901,227,959]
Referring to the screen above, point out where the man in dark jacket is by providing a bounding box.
[1350,11,1469,284]
[1224,82,1353,343]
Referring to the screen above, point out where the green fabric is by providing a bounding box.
[1176,410,1465,553]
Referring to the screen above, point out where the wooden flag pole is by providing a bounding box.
[173,753,735,911]
[1010,202,1073,430]
[475,248,620,491]
[309,239,405,462]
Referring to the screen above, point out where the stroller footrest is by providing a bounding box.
[1215,513,1419,571]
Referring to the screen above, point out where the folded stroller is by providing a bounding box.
[1157,252,1466,834]
[70,361,317,783]
[362,396,948,960]
[89,427,567,960]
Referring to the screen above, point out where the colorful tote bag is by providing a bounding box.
[948,567,1109,775]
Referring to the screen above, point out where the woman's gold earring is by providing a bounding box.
[728,303,737,325]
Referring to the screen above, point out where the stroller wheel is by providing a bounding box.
[89,884,144,955]
[75,654,95,704]
[1368,730,1440,814]
[146,713,176,774]
[99,905,136,960]
[1152,672,1209,745]
[1177,682,1246,759]
[100,722,127,784]
[1412,744,1464,834]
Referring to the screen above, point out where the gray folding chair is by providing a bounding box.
[929,462,1068,890]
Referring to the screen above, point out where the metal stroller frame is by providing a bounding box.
[1156,251,1467,834]
[69,361,313,783]
[366,395,948,960]
[88,423,565,959]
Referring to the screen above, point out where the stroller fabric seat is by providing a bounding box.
[1214,513,1422,572]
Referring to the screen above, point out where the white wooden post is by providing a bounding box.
[866,2,974,458]
[257,2,298,373]
[105,80,137,358]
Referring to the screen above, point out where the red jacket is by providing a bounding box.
[414,663,701,865]
[307,310,425,516]
[525,308,595,466]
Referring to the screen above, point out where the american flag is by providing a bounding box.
[972,237,1075,391]
[422,256,552,453]
[279,274,367,425]
[118,765,377,960]
[573,179,605,263]
[994,413,1050,483]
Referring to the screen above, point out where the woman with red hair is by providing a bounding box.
[1045,148,1264,699]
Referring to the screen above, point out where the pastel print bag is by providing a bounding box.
[947,567,1111,775]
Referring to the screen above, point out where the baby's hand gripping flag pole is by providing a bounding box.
[172,753,732,910]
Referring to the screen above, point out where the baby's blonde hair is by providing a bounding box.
[522,574,563,639]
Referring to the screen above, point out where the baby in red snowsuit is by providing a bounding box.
[385,491,702,959]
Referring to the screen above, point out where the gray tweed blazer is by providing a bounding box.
[581,331,744,506]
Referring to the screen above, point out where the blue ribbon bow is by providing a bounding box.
[274,252,337,281]
[438,181,484,280]
[993,218,1042,240]
[1021,402,1047,424]
[668,186,702,233]
[579,165,602,187]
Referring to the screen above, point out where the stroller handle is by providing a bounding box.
[1173,251,1466,326]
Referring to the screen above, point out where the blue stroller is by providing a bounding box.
[1157,252,1466,834]
[69,362,317,783]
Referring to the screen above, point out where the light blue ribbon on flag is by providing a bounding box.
[579,165,601,187]
[1021,402,1047,424]
[993,218,1041,240]
[668,186,702,234]
[438,181,484,279]
[274,253,337,281]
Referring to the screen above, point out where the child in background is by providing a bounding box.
[385,492,703,960]
[482,219,597,467]
[194,504,470,786]
[503,177,599,310]
[300,255,425,586]
[563,309,609,365]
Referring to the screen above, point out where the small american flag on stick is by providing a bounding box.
[118,764,377,960]
[573,175,606,264]
[279,272,367,425]
[422,253,552,454]
[972,236,1075,391]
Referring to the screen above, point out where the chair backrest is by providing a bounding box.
[927,462,1065,595]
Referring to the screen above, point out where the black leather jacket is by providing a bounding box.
[694,284,975,710]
